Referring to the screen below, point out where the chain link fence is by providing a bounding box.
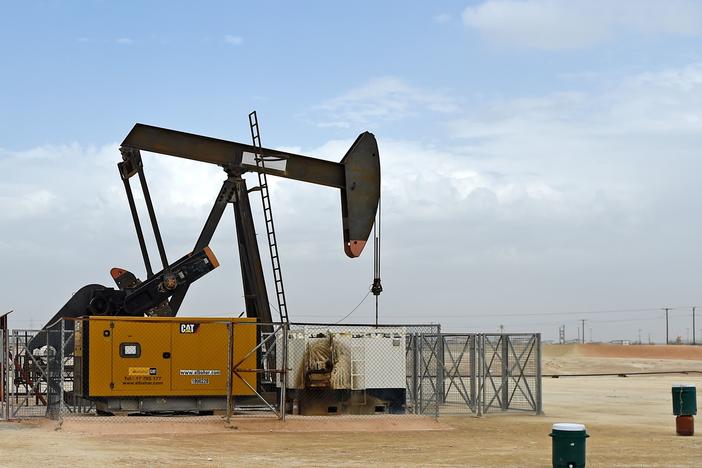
[0,320,541,423]
[2,326,61,419]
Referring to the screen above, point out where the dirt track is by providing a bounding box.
[1,344,700,467]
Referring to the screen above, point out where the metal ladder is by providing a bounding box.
[248,111,289,325]
[350,343,367,405]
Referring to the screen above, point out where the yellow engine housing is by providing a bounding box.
[74,316,257,399]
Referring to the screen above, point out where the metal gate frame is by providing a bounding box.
[411,333,542,416]
[476,333,542,415]
[1,328,8,419]
[226,321,288,422]
[405,330,442,418]
[440,334,477,412]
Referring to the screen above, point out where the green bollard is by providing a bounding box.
[549,423,589,468]
[672,383,697,416]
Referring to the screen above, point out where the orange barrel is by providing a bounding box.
[676,415,694,436]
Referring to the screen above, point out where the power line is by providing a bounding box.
[588,315,663,324]
[506,315,663,328]
[472,306,695,318]
[335,289,373,324]
[387,305,698,320]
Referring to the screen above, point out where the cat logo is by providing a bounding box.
[179,323,200,334]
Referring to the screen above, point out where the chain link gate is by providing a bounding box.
[439,334,478,413]
[405,332,442,417]
[412,333,542,416]
[476,333,542,415]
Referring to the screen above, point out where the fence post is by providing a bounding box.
[4,329,9,420]
[437,329,444,406]
[535,333,543,415]
[0,329,5,420]
[9,330,16,419]
[280,323,287,421]
[412,333,419,414]
[435,332,440,420]
[45,323,51,418]
[58,319,65,423]
[478,333,487,416]
[419,334,424,414]
[501,335,509,411]
[469,334,476,412]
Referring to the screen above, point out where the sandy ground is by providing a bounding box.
[1,344,701,467]
[543,343,702,375]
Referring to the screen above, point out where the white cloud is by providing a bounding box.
[462,0,702,50]
[115,37,134,45]
[313,76,459,128]
[0,189,57,219]
[450,62,702,139]
[224,35,243,46]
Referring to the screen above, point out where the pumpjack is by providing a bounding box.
[30,116,380,351]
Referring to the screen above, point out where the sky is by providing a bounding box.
[2,0,702,342]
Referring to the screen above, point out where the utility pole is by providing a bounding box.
[663,308,671,345]
[638,328,642,345]
[580,319,586,344]
[559,325,566,344]
[687,328,690,344]
[693,307,696,345]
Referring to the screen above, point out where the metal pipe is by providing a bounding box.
[2,329,8,419]
[120,166,153,277]
[412,333,418,414]
[477,334,483,417]
[535,333,543,415]
[137,167,169,270]
[418,334,424,414]
[501,335,509,410]
[473,335,478,416]
[233,372,280,416]
[280,324,288,421]
[231,324,282,370]
[58,320,65,424]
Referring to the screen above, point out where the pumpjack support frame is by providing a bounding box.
[118,123,380,323]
